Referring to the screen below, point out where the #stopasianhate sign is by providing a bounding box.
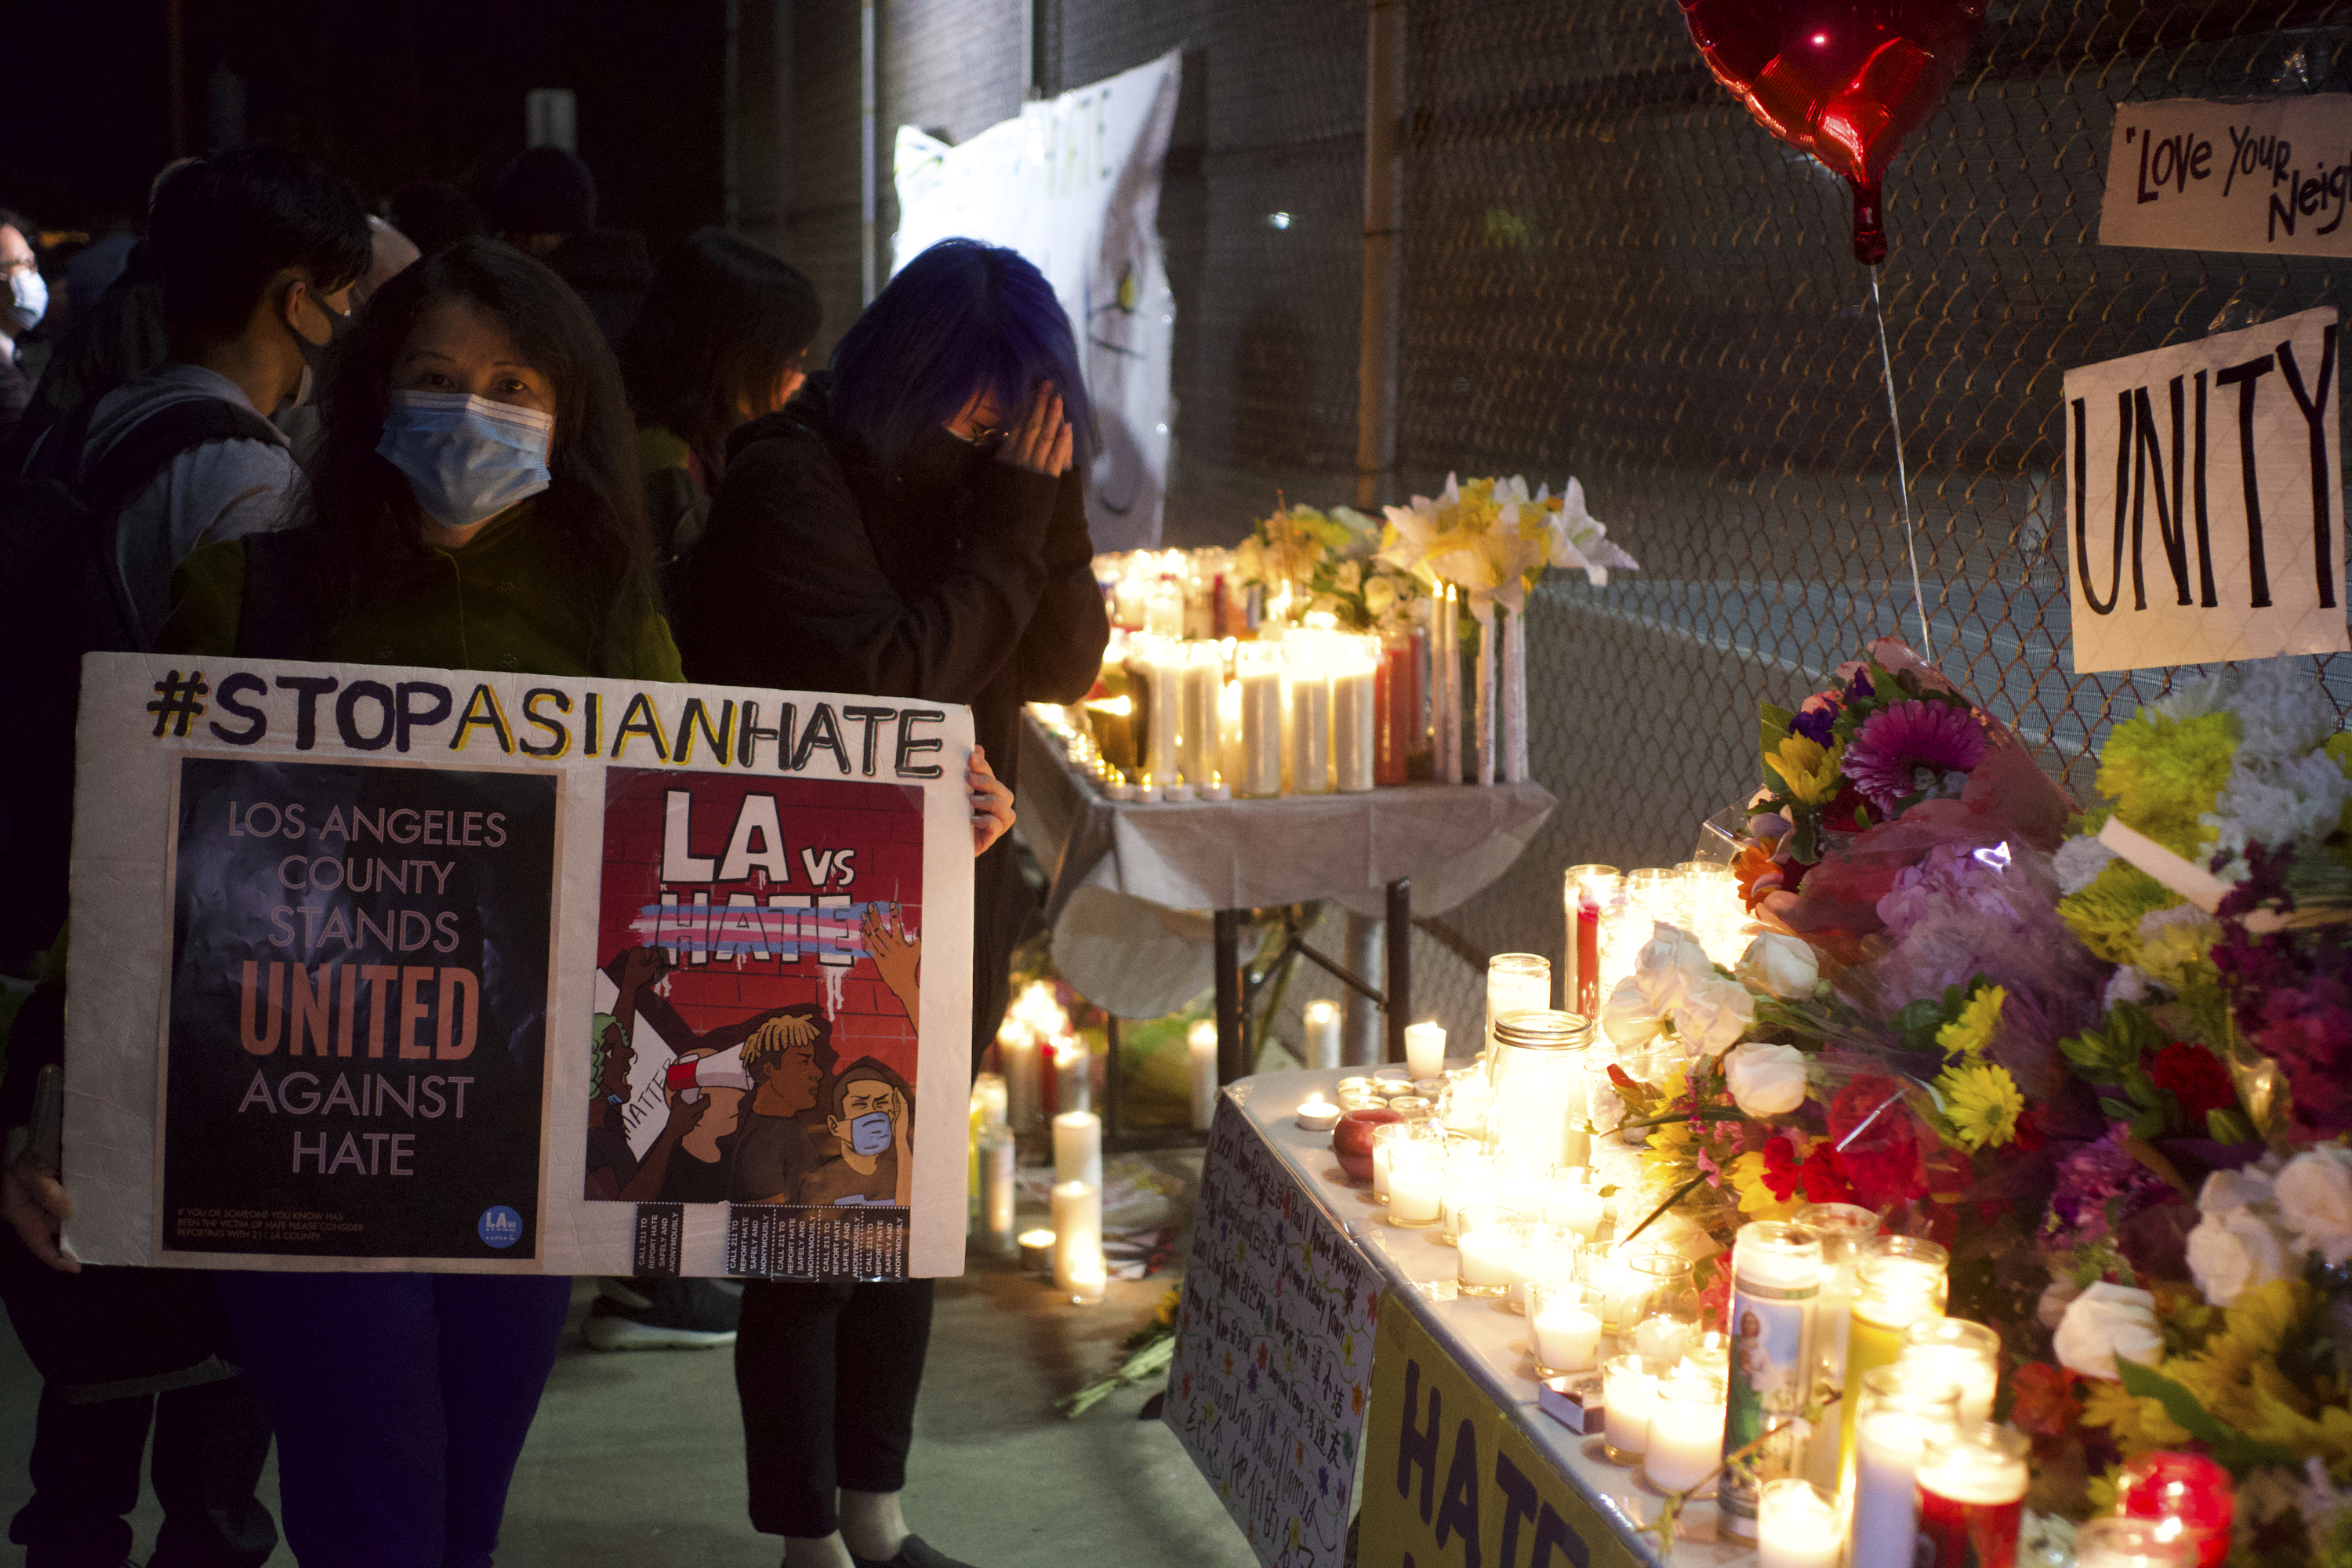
[60,653,974,1277]
[2062,307,2349,673]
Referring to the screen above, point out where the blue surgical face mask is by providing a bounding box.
[848,1110,894,1156]
[376,389,554,530]
[6,269,45,333]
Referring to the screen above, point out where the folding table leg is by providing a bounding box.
[1213,908,1247,1084]
[1385,878,1410,1063]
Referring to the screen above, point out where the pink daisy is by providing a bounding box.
[1841,699,1987,812]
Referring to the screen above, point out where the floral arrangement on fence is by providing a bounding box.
[1232,502,1427,636]
[1613,644,2352,1561]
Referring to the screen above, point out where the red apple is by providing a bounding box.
[1332,1106,1403,1181]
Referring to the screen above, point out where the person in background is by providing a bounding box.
[62,220,139,317]
[0,210,41,448]
[619,225,820,608]
[387,179,485,257]
[0,146,375,1568]
[274,216,421,463]
[686,236,1094,1568]
[490,145,652,347]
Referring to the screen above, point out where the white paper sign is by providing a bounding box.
[892,52,1180,552]
[2101,96,2352,257]
[61,653,974,1278]
[2063,307,2348,673]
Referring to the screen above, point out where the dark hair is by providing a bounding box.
[826,1056,910,1120]
[491,147,597,237]
[307,238,655,674]
[147,146,372,341]
[620,227,820,481]
[0,209,37,252]
[387,181,486,256]
[827,238,1092,474]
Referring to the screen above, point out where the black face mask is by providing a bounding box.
[896,425,990,494]
[288,292,354,408]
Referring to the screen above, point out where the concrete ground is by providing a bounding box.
[0,1151,1254,1567]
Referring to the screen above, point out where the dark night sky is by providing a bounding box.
[4,0,727,250]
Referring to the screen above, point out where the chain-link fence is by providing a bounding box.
[779,0,2352,1055]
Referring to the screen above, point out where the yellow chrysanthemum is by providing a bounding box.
[1936,1062,2024,1151]
[1766,735,1844,807]
[2081,1377,2187,1450]
[1935,985,2007,1059]
[1728,1152,1803,1221]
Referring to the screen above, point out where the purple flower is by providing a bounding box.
[1846,670,1875,701]
[2046,1124,2174,1250]
[1842,700,1988,812]
[1790,706,1838,746]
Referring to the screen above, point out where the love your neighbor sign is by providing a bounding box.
[2062,307,2349,674]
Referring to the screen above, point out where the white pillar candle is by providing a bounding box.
[1331,642,1377,793]
[1602,1354,1657,1461]
[1052,1109,1102,1192]
[1054,1037,1091,1115]
[1179,643,1222,787]
[1403,1021,1446,1080]
[1287,652,1333,794]
[1474,605,1496,786]
[1849,1370,1960,1568]
[1187,1019,1218,1131]
[1051,1179,1104,1302]
[1218,677,1245,789]
[1720,1221,1824,1540]
[1504,602,1530,783]
[1534,1305,1602,1376]
[978,1125,1017,1254]
[1236,654,1284,797]
[1000,1022,1041,1132]
[1140,639,1181,785]
[1303,1000,1341,1071]
[1386,1144,1444,1226]
[1642,1371,1726,1492]
[971,1073,1008,1128]
[1755,1479,1842,1568]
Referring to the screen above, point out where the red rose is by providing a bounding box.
[2149,1042,2237,1126]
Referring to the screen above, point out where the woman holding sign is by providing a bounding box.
[686,239,1102,1568]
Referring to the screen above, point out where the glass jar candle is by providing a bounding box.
[2072,1518,2198,1568]
[1849,1366,1960,1568]
[1756,1479,1842,1568]
[1331,633,1378,793]
[1719,1220,1824,1541]
[1899,1318,2002,1425]
[1374,626,1423,786]
[1530,1281,1602,1377]
[1915,1421,2029,1568]
[1437,1153,1497,1244]
[1232,641,1285,798]
[1644,1364,1727,1494]
[1562,864,1621,1018]
[1285,637,1334,795]
[1840,1234,1949,1463]
[1504,1223,1581,1312]
[1455,1207,1524,1298]
[1369,1121,1417,1203]
[1539,1167,1606,1240]
[1484,953,1553,1057]
[1487,1008,1592,1172]
[1385,1140,1443,1228]
[2113,1451,2237,1568]
[1794,1200,1878,1490]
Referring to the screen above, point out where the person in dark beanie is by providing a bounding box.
[490,145,652,347]
[387,180,485,256]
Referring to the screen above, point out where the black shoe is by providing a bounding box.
[581,1277,742,1350]
[850,1534,977,1568]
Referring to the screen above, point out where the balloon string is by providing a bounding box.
[1868,268,1933,662]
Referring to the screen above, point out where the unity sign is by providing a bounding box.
[60,653,975,1279]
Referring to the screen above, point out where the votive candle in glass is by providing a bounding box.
[1841,1234,1950,1461]
[1455,1207,1524,1298]
[1899,1318,2002,1425]
[1755,1479,1842,1568]
[1505,1223,1581,1312]
[1562,864,1620,1018]
[1386,1141,1444,1227]
[1437,1153,1497,1243]
[1915,1422,2030,1568]
[2072,1518,2198,1568]
[1849,1366,1960,1568]
[1632,1312,1697,1366]
[1484,953,1552,1055]
[1530,1281,1604,1377]
[1541,1169,1606,1240]
[1234,642,1284,797]
[1602,1353,1659,1463]
[1403,1020,1446,1080]
[1370,1121,1415,1203]
[1643,1366,1726,1494]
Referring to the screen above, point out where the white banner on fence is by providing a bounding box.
[2100,95,2352,258]
[62,653,975,1279]
[892,51,1180,553]
[2062,307,2349,673]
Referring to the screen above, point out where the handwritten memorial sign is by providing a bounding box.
[61,652,974,1277]
[2062,307,2348,673]
[2101,96,2352,258]
[1163,1099,1377,1568]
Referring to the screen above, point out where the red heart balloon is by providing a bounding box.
[1679,0,1984,264]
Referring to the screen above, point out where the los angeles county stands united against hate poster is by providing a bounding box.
[60,653,975,1279]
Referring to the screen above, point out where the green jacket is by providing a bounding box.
[162,499,683,681]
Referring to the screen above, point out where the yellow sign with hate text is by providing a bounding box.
[1358,1294,1649,1568]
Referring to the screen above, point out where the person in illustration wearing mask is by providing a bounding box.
[129,234,679,1564]
[0,209,45,448]
[687,237,1073,1568]
[796,1062,915,1208]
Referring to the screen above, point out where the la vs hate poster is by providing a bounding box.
[60,653,975,1278]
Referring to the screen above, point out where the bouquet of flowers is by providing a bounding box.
[1233,500,1428,638]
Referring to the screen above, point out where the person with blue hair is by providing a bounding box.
[684,238,1105,1568]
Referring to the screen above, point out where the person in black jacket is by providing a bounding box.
[684,238,1105,1568]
